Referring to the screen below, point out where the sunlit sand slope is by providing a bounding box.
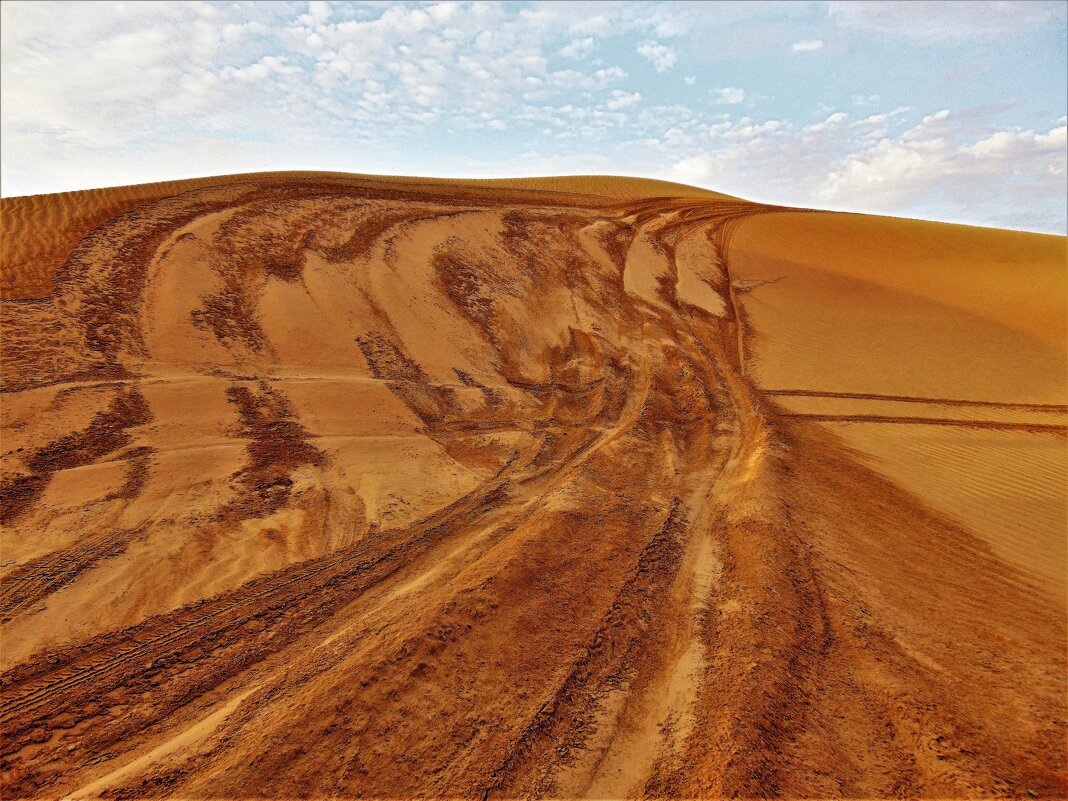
[0,175,1064,799]
[0,172,733,299]
[730,212,1067,599]
[729,212,1066,401]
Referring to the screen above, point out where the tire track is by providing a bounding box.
[764,388,1068,412]
[482,500,689,798]
[0,527,148,622]
[2,179,1063,800]
[0,452,520,731]
[778,412,1067,434]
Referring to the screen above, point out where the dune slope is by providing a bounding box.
[0,173,1065,799]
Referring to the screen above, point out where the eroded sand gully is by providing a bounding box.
[0,176,1065,799]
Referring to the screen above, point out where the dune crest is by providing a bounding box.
[0,173,1064,799]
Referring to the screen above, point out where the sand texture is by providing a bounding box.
[0,173,1065,799]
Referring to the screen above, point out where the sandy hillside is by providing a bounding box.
[0,172,1065,799]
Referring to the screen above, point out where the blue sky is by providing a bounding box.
[2,1,1066,232]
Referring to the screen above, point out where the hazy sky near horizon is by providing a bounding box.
[1,0,1066,232]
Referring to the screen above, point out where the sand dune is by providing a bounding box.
[729,211,1067,597]
[0,173,1064,799]
[0,172,733,300]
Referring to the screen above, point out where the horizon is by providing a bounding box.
[2,0,1066,234]
[6,167,1068,238]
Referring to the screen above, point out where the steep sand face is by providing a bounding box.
[0,174,1065,799]
[730,212,1068,599]
[729,212,1066,400]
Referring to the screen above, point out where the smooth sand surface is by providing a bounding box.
[730,211,1067,604]
[0,173,1065,799]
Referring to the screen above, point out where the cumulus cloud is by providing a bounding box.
[594,66,628,83]
[636,41,677,71]
[713,87,746,105]
[817,112,1067,229]
[606,90,642,110]
[966,126,1067,163]
[560,37,595,59]
[792,39,824,52]
[661,106,1066,232]
[804,111,847,133]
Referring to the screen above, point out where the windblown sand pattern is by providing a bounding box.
[0,173,1064,799]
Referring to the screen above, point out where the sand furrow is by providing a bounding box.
[1,174,1063,799]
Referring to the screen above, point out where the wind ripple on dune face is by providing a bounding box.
[825,422,1067,590]
[0,175,1064,800]
[764,395,1067,590]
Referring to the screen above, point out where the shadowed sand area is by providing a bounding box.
[0,172,1065,799]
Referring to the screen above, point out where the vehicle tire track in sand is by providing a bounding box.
[764,388,1068,411]
[1,177,1064,800]
[777,412,1067,433]
[0,452,526,794]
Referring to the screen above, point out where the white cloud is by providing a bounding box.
[594,66,628,83]
[712,87,746,105]
[804,111,847,133]
[606,90,642,110]
[0,1,1063,233]
[569,14,611,36]
[828,0,1067,41]
[660,105,1066,232]
[636,41,677,72]
[0,0,652,156]
[966,126,1066,160]
[299,1,332,27]
[817,112,1067,227]
[724,118,783,140]
[792,39,824,52]
[560,37,595,59]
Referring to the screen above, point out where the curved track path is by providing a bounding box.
[0,177,1063,798]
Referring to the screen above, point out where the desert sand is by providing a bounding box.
[0,172,1064,799]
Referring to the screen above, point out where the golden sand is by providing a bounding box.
[1,173,1064,798]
